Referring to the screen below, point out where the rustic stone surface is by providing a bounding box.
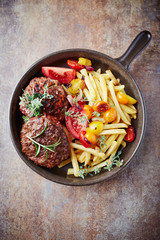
[0,0,160,239]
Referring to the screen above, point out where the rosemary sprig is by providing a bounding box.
[32,123,48,139]
[26,123,61,161]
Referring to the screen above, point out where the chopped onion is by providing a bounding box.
[85,65,94,71]
[76,88,83,101]
[67,95,74,106]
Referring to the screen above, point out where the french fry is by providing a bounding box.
[121,140,126,148]
[81,69,96,100]
[107,85,125,91]
[70,148,79,177]
[99,134,118,153]
[127,104,137,110]
[89,73,101,101]
[120,104,137,114]
[123,110,131,122]
[100,129,126,135]
[67,168,74,175]
[99,75,107,102]
[111,134,126,156]
[108,80,131,125]
[83,88,92,102]
[71,143,105,158]
[94,78,104,100]
[105,70,118,85]
[78,151,86,163]
[91,71,100,78]
[92,141,118,166]
[104,123,128,129]
[105,140,119,159]
[58,158,71,168]
[132,113,137,119]
[76,71,83,79]
[84,152,91,166]
[97,68,101,74]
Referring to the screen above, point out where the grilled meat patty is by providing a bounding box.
[21,115,70,168]
[19,77,69,121]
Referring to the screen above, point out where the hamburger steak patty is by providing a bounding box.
[21,115,70,168]
[19,77,69,121]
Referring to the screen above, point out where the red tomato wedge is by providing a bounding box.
[124,126,135,142]
[67,60,84,71]
[42,66,76,84]
[65,107,88,139]
[79,131,91,148]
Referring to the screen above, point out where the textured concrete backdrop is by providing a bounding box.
[0,0,160,239]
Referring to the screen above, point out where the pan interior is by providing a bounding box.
[9,49,145,186]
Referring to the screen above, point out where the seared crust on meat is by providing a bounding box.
[21,115,70,168]
[19,77,69,121]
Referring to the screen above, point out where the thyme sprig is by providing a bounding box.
[92,111,101,117]
[26,123,61,161]
[78,150,123,179]
[20,84,54,119]
[78,168,89,179]
[65,110,89,124]
[104,150,123,171]
[99,136,107,152]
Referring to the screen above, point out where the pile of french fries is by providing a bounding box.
[58,68,137,178]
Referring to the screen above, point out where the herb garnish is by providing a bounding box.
[94,167,101,174]
[93,111,101,117]
[99,136,107,152]
[22,115,30,122]
[78,168,89,179]
[26,123,61,161]
[65,110,89,124]
[78,150,123,179]
[20,84,54,118]
[104,150,123,171]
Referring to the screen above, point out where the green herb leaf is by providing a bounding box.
[93,111,101,117]
[104,149,123,171]
[22,115,30,122]
[26,123,61,160]
[32,123,48,139]
[35,144,41,157]
[20,84,54,119]
[94,167,101,174]
[99,136,107,152]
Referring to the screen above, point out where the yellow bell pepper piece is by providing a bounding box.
[78,57,92,66]
[68,79,84,95]
[126,95,137,104]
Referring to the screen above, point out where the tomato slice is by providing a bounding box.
[65,107,88,139]
[42,66,76,84]
[67,60,84,71]
[124,126,135,142]
[79,131,92,148]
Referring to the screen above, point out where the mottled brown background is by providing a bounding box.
[0,0,160,239]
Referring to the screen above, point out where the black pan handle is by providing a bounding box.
[115,30,152,70]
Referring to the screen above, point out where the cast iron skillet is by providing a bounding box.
[9,31,152,186]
